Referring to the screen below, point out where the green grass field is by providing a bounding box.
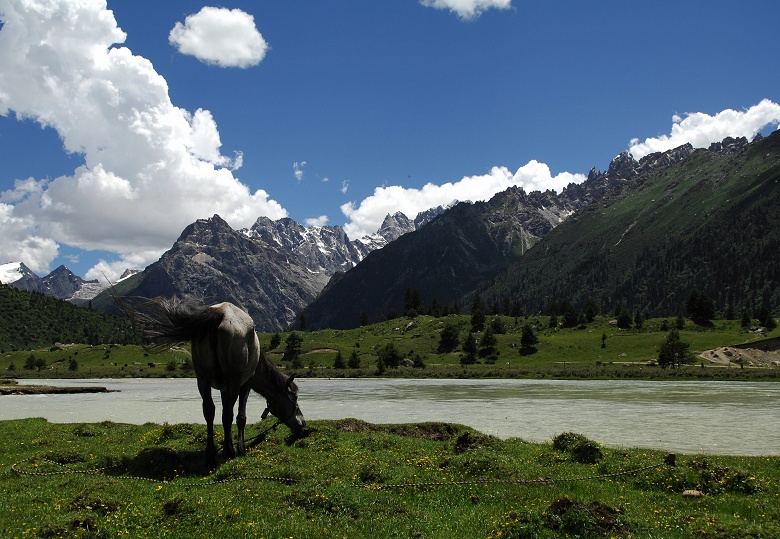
[2,315,778,381]
[1,418,778,538]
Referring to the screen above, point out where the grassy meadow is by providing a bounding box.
[4,314,776,381]
[1,417,779,538]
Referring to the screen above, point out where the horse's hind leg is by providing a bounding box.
[236,383,251,455]
[198,378,217,466]
[220,387,239,459]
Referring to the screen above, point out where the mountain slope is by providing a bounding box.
[0,283,134,348]
[478,132,780,317]
[300,185,598,329]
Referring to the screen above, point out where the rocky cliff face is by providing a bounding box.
[242,210,422,276]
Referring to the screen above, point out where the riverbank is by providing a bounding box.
[0,379,113,395]
[2,316,778,382]
[1,417,777,538]
[4,378,778,456]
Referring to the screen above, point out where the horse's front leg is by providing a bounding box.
[220,388,239,459]
[236,383,251,456]
[197,379,217,466]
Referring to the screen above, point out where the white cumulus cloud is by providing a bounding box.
[628,99,780,160]
[304,215,329,227]
[420,0,512,20]
[0,0,286,280]
[169,6,269,68]
[341,163,585,239]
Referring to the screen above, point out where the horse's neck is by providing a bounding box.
[250,357,285,398]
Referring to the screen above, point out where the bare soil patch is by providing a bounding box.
[335,418,463,440]
[699,337,780,367]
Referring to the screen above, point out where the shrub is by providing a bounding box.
[552,432,603,464]
[552,432,589,452]
[571,439,604,464]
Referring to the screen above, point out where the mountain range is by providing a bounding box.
[85,206,450,331]
[4,131,778,332]
[300,136,760,328]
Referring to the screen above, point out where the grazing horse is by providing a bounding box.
[122,297,305,465]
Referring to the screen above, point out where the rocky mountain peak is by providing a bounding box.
[41,265,92,299]
[377,212,415,242]
[607,151,638,179]
[414,202,458,228]
[119,269,141,280]
[708,136,748,154]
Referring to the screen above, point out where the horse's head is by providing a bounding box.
[263,374,305,435]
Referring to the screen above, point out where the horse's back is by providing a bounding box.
[194,302,260,390]
[210,302,254,334]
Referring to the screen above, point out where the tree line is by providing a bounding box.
[0,285,136,350]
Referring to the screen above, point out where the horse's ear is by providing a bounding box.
[286,374,296,387]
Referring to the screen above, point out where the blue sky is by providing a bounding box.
[1,0,779,281]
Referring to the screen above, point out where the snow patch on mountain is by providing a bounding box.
[0,262,27,284]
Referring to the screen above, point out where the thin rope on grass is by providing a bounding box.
[10,456,298,487]
[12,453,676,491]
[371,458,673,490]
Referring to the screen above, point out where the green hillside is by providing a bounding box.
[253,313,780,381]
[479,131,780,318]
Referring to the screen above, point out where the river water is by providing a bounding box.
[3,378,778,456]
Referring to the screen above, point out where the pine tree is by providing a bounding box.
[657,329,691,369]
[283,332,304,368]
[348,349,361,369]
[438,322,460,353]
[520,324,538,352]
[333,350,346,369]
[460,332,478,365]
[470,295,486,332]
[686,290,716,325]
[478,326,498,362]
[616,308,632,329]
[377,343,402,368]
[741,309,752,329]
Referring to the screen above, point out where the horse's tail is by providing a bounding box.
[113,292,222,352]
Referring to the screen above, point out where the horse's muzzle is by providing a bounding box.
[293,411,305,435]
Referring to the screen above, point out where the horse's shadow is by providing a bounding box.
[246,425,312,450]
[105,447,210,481]
[105,427,313,481]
